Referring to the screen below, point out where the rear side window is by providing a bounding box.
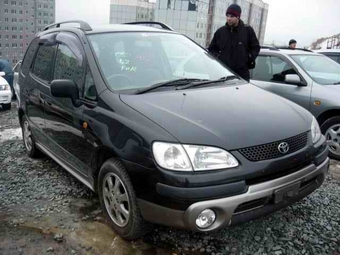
[21,38,39,75]
[32,45,56,81]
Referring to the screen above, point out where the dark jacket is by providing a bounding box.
[0,59,13,76]
[0,59,14,88]
[208,20,260,81]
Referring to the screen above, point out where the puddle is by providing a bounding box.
[4,199,175,255]
[0,128,22,142]
[67,199,174,254]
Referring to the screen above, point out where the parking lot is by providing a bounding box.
[0,102,339,255]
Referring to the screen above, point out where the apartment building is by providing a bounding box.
[110,0,269,46]
[0,0,55,65]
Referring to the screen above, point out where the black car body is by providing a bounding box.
[17,21,329,240]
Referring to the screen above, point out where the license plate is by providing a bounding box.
[274,182,301,204]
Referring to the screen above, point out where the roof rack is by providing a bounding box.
[44,20,92,32]
[277,47,313,52]
[124,21,173,31]
[261,45,279,51]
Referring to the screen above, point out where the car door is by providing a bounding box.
[251,54,312,111]
[13,60,22,100]
[26,34,57,143]
[43,32,95,178]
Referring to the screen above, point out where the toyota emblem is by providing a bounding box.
[278,142,289,154]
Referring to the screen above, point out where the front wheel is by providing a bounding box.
[321,116,340,160]
[98,158,152,240]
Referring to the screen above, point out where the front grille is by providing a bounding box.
[245,158,311,185]
[239,132,308,161]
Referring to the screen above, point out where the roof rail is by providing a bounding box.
[44,20,92,32]
[124,21,173,31]
[261,45,279,51]
[277,47,313,52]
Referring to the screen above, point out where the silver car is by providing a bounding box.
[314,49,340,65]
[251,48,340,160]
[13,60,22,104]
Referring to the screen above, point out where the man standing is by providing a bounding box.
[208,4,260,81]
[288,39,297,49]
[0,59,14,93]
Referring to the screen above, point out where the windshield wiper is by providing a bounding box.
[135,78,208,94]
[180,75,239,90]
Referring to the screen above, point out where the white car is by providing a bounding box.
[0,71,12,110]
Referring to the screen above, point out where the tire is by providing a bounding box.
[320,116,340,160]
[2,103,11,110]
[98,158,152,240]
[21,115,41,158]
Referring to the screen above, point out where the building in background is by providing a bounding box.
[0,0,55,65]
[110,0,268,46]
[110,0,156,24]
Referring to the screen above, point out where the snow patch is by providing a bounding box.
[0,128,22,142]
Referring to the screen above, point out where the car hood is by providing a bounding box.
[120,84,312,149]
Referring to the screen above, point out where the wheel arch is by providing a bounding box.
[317,109,340,127]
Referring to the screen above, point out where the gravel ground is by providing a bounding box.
[1,102,340,255]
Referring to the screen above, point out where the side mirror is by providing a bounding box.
[285,74,305,86]
[50,79,82,106]
[0,71,5,77]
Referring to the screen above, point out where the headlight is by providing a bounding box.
[152,142,238,171]
[152,142,192,171]
[311,116,321,143]
[183,145,238,170]
[0,84,10,91]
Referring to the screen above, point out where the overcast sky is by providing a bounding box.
[55,0,110,25]
[56,0,340,48]
[263,0,340,47]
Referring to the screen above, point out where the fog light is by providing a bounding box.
[195,209,216,229]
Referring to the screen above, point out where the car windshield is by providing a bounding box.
[87,32,236,92]
[291,54,340,85]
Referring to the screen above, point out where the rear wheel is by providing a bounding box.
[321,116,340,160]
[98,158,152,240]
[21,115,41,158]
[2,103,11,110]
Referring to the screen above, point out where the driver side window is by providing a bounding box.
[252,56,298,83]
[54,43,85,96]
[271,56,297,82]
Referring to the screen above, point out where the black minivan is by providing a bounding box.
[17,21,329,240]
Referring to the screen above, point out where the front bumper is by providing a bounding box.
[0,90,12,104]
[138,156,329,231]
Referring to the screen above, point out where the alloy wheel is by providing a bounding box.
[325,124,340,156]
[102,172,130,227]
[23,120,33,152]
